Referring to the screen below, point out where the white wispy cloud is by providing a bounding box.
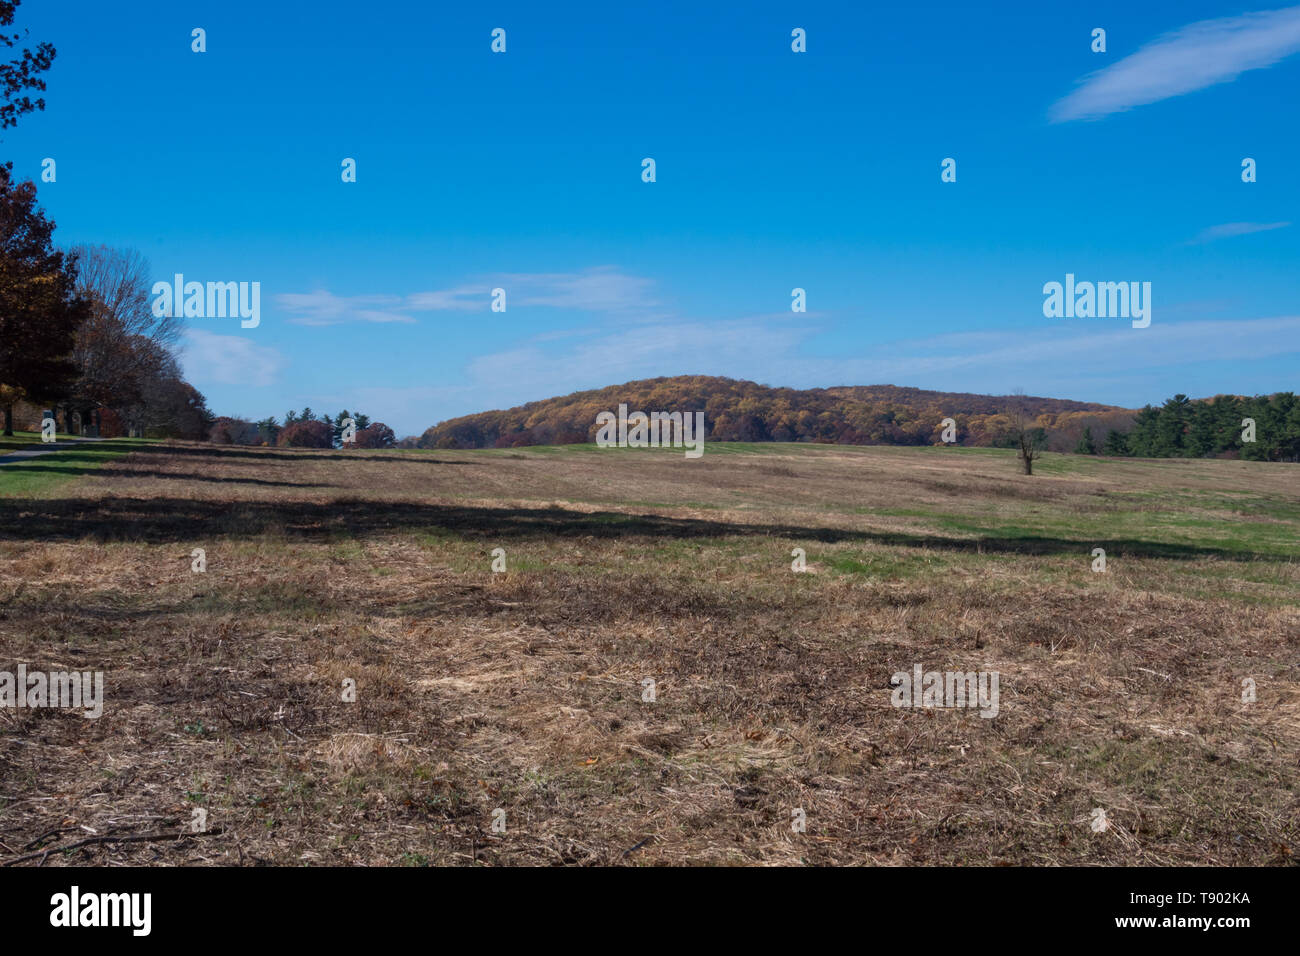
[276,290,415,326]
[404,286,488,311]
[841,317,1300,380]
[1186,221,1291,244]
[180,329,285,387]
[463,314,805,391]
[1051,6,1300,122]
[278,267,660,326]
[500,267,659,313]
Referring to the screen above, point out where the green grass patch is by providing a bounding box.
[0,429,78,451]
[0,437,155,497]
[822,550,947,579]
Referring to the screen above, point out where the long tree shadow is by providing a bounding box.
[0,495,1285,562]
[1,464,326,488]
[26,440,468,465]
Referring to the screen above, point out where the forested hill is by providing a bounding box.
[412,376,1136,451]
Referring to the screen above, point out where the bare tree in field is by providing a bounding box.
[68,244,181,434]
[1011,389,1044,476]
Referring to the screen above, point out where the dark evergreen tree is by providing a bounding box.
[1152,394,1192,456]
[1126,405,1161,457]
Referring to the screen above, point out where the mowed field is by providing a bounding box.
[1,439,1297,866]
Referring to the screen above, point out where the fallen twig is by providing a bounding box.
[2,827,224,866]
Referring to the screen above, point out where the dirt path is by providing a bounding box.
[0,436,105,465]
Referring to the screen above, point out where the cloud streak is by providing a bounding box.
[276,291,415,326]
[1051,6,1300,121]
[1185,221,1291,244]
[277,267,660,326]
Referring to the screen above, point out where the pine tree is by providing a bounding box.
[1153,394,1192,457]
[1126,406,1161,457]
[1185,401,1217,457]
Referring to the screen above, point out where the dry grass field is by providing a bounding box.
[1,439,1297,866]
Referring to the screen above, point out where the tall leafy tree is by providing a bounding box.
[0,3,64,434]
[0,163,88,434]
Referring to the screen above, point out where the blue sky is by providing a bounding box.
[5,0,1298,437]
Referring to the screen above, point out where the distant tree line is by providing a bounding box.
[414,376,1300,463]
[210,408,396,449]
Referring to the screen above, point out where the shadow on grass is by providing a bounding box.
[1,464,328,488]
[0,440,470,467]
[76,440,466,465]
[0,495,1284,561]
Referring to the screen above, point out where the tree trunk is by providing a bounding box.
[2,403,12,437]
[1020,453,1033,475]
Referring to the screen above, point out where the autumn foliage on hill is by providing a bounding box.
[415,376,1138,452]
